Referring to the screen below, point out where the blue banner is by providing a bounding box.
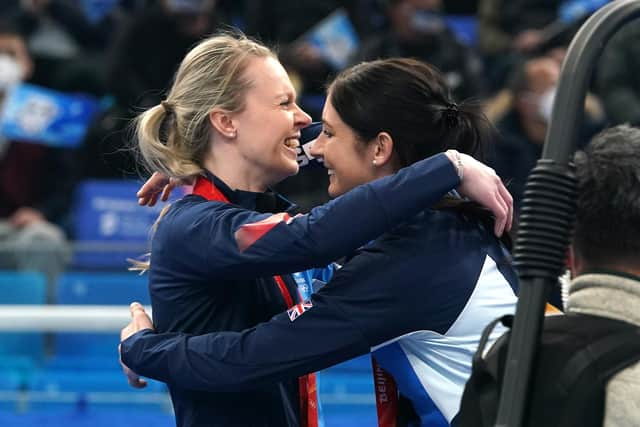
[0,83,100,148]
[304,8,359,70]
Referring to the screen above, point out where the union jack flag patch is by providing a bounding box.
[287,301,313,322]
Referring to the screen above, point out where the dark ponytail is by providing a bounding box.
[329,58,511,248]
[436,99,512,248]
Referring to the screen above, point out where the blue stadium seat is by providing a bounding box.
[56,272,149,306]
[71,179,182,269]
[0,369,23,411]
[0,271,47,362]
[29,272,171,413]
[0,369,23,391]
[53,272,149,359]
[30,370,166,393]
[27,369,168,413]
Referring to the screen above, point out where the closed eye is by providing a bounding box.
[321,127,333,138]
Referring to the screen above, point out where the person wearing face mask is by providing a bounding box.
[351,0,485,99]
[119,57,518,427]
[4,0,122,92]
[0,25,73,299]
[488,55,604,215]
[77,0,221,180]
[0,45,30,92]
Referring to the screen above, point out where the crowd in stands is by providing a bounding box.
[0,0,637,424]
[0,0,632,291]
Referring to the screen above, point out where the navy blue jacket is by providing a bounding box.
[136,153,460,426]
[124,203,518,426]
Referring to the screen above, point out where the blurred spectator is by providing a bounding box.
[487,56,603,213]
[479,0,611,93]
[595,22,640,126]
[478,0,570,93]
[244,1,370,112]
[5,0,124,93]
[351,0,484,100]
[107,0,220,109]
[81,0,220,179]
[478,0,564,56]
[0,26,73,296]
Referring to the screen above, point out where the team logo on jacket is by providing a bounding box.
[288,301,313,322]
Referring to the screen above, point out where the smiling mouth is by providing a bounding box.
[284,138,300,149]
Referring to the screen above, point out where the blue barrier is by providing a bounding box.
[54,272,149,359]
[0,271,47,361]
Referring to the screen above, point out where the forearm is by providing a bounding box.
[186,153,458,280]
[237,153,459,271]
[121,301,370,392]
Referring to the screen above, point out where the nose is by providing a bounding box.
[308,134,325,159]
[294,103,312,128]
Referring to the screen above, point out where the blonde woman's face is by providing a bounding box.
[231,56,312,186]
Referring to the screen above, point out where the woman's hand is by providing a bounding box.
[447,151,513,237]
[137,172,188,207]
[119,302,154,388]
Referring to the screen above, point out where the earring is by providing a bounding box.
[228,131,237,138]
[372,159,377,166]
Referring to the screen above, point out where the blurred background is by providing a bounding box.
[0,0,635,425]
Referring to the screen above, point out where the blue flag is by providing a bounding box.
[304,8,359,70]
[0,83,100,148]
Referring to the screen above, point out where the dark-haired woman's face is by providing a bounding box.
[308,97,377,197]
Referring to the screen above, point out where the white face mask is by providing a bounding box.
[0,54,24,90]
[538,86,557,123]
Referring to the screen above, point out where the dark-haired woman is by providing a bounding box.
[121,57,517,427]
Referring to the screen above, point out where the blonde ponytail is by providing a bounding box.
[135,103,205,180]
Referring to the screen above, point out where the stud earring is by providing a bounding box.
[372,159,377,166]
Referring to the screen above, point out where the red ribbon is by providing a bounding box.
[192,175,319,427]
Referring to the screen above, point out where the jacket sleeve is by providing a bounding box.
[160,153,458,280]
[120,290,371,392]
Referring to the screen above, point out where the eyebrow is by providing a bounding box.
[276,91,296,101]
[321,118,334,129]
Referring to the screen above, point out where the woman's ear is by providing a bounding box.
[372,132,395,168]
[209,110,237,139]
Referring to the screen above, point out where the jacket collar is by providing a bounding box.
[203,171,298,214]
[567,272,640,327]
